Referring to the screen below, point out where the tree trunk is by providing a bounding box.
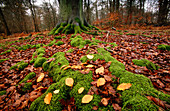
[95,0,98,19]
[116,0,119,12]
[49,0,100,35]
[157,0,169,25]
[0,7,11,36]
[28,0,39,32]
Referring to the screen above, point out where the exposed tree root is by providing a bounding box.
[49,17,101,35]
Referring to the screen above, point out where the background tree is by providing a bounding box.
[0,7,11,35]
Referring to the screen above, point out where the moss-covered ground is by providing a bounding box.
[0,30,169,110]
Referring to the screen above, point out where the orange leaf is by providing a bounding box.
[82,95,93,103]
[71,65,81,70]
[101,98,108,106]
[78,87,85,94]
[37,73,45,82]
[95,66,104,74]
[97,78,106,87]
[63,66,71,70]
[117,83,132,91]
[65,78,74,87]
[44,93,52,104]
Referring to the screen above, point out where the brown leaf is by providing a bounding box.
[65,78,74,87]
[92,106,98,110]
[101,98,108,106]
[13,100,21,107]
[29,95,40,102]
[112,103,121,111]
[37,73,45,82]
[44,93,52,104]
[82,95,93,103]
[104,75,112,82]
[156,80,165,88]
[117,83,132,91]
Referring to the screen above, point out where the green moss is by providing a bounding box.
[49,27,57,35]
[109,42,117,48]
[132,59,160,71]
[56,41,64,46]
[141,34,151,37]
[0,49,12,55]
[74,25,81,34]
[61,36,66,39]
[48,39,56,46]
[85,39,91,44]
[19,72,36,84]
[66,49,74,53]
[10,61,28,70]
[18,62,29,70]
[89,42,98,46]
[0,90,6,96]
[157,44,170,51]
[54,35,62,39]
[22,82,32,92]
[34,57,47,68]
[54,26,64,35]
[37,47,45,55]
[70,35,86,48]
[71,34,76,38]
[126,33,137,36]
[0,58,9,63]
[122,95,157,111]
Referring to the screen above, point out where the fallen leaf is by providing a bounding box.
[63,66,71,70]
[71,65,81,70]
[112,103,121,111]
[101,98,108,106]
[44,93,52,104]
[65,78,74,87]
[117,83,132,91]
[80,68,90,74]
[87,55,94,59]
[97,78,106,87]
[37,73,45,82]
[60,65,67,69]
[104,75,112,82]
[78,87,84,94]
[53,89,60,94]
[86,64,94,68]
[82,95,93,103]
[96,66,104,75]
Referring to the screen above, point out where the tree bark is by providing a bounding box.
[0,7,11,36]
[28,0,39,32]
[157,0,169,25]
[49,0,100,35]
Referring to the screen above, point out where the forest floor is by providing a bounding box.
[0,29,169,110]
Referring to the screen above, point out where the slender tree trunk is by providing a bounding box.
[116,0,119,12]
[0,7,11,36]
[28,0,39,32]
[95,0,98,19]
[87,0,90,24]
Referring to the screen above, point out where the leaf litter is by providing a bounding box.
[0,31,169,110]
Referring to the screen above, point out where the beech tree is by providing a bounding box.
[49,0,100,35]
